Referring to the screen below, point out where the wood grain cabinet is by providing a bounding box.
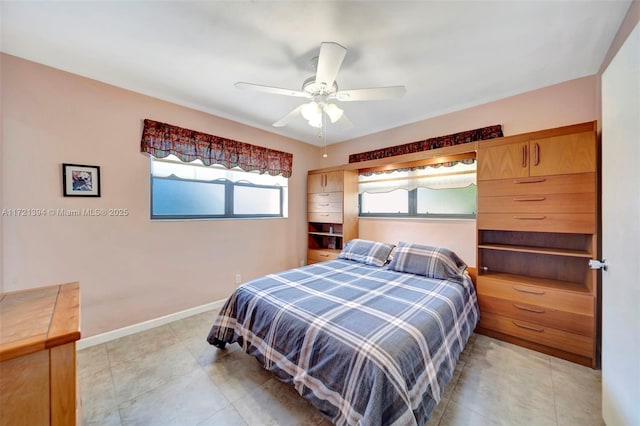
[0,283,81,425]
[475,121,600,367]
[307,168,359,264]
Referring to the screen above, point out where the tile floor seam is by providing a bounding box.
[103,343,125,425]
[548,358,560,426]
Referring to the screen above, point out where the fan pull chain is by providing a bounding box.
[320,111,328,158]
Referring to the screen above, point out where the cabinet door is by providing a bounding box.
[477,141,529,180]
[324,171,344,192]
[308,174,325,193]
[530,132,596,176]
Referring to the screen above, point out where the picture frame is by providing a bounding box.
[62,163,101,197]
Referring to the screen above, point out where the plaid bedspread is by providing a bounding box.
[207,259,479,425]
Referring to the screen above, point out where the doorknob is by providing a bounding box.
[589,259,608,271]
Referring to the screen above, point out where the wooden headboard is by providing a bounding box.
[466,267,477,286]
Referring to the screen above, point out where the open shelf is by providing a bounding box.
[478,243,592,258]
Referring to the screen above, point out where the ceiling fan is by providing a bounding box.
[235,42,406,130]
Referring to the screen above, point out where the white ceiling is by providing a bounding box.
[1,1,631,146]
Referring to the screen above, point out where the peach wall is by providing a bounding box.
[318,76,599,266]
[1,54,320,336]
[360,219,477,267]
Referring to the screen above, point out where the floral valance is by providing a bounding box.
[348,124,503,163]
[141,119,293,177]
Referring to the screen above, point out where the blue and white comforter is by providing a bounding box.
[207,259,479,425]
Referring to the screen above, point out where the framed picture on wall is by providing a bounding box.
[62,163,101,197]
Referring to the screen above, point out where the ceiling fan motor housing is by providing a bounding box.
[302,76,338,98]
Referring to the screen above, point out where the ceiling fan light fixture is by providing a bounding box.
[307,115,323,128]
[301,101,321,122]
[324,103,343,123]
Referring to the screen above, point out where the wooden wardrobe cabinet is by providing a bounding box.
[475,121,600,367]
[307,168,358,264]
[477,130,596,180]
[308,171,345,194]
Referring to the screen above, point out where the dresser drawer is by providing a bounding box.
[308,212,343,223]
[478,192,595,214]
[478,312,593,357]
[477,213,595,233]
[308,201,343,213]
[308,192,343,203]
[307,249,340,263]
[478,173,595,197]
[478,295,593,336]
[476,276,593,316]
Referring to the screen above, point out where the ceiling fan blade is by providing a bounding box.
[235,82,310,98]
[272,105,304,127]
[315,42,347,89]
[334,86,406,101]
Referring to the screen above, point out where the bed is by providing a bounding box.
[207,240,479,425]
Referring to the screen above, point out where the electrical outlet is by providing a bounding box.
[235,274,241,284]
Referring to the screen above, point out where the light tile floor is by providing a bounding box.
[78,309,604,426]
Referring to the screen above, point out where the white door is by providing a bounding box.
[601,22,640,426]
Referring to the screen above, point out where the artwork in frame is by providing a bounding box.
[62,163,101,197]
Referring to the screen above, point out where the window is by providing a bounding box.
[151,155,288,219]
[358,160,476,218]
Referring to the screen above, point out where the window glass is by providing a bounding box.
[233,185,282,215]
[152,178,225,216]
[358,160,476,218]
[360,189,409,214]
[416,185,477,215]
[150,155,287,219]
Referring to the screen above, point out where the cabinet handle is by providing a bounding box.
[522,145,527,168]
[513,303,546,313]
[514,215,546,220]
[513,286,546,295]
[319,213,329,216]
[514,178,546,184]
[318,193,330,197]
[512,321,545,333]
[319,254,330,257]
[534,143,540,166]
[319,203,330,207]
[513,196,546,202]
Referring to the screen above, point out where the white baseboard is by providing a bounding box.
[76,299,226,350]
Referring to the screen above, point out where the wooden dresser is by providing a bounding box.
[307,168,359,264]
[0,282,81,425]
[475,121,599,367]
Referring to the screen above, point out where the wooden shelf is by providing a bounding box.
[308,232,343,237]
[478,243,592,258]
[479,272,592,294]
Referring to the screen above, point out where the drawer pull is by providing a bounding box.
[512,321,545,333]
[514,196,546,202]
[514,215,546,220]
[319,254,330,257]
[318,193,330,197]
[320,213,330,216]
[319,203,330,206]
[514,178,546,184]
[513,286,545,295]
[513,303,545,313]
